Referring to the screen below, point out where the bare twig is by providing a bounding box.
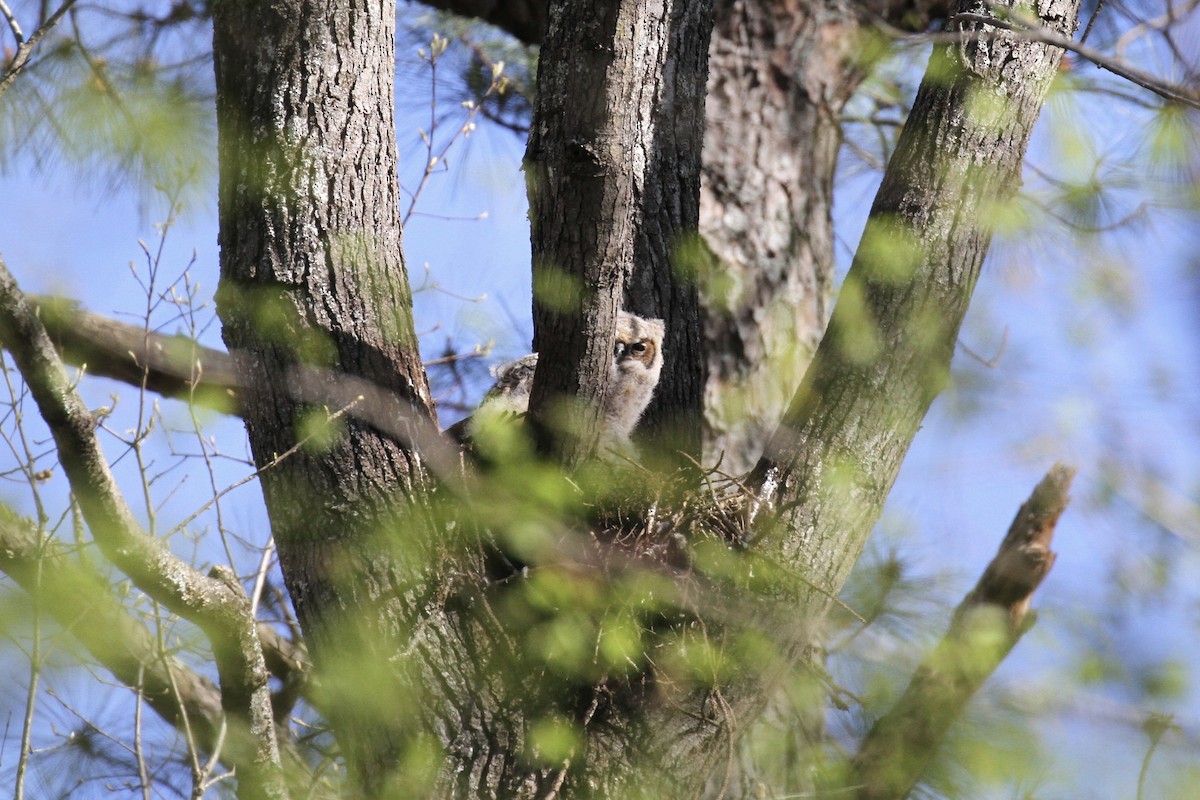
[134,664,152,800]
[1078,0,1105,44]
[13,527,42,800]
[402,34,509,223]
[0,0,25,43]
[0,505,226,748]
[0,504,325,794]
[1136,713,1177,800]
[164,398,364,539]
[1114,0,1200,60]
[958,327,1008,368]
[0,0,77,99]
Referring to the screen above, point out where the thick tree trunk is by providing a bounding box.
[210,0,441,789]
[698,0,851,475]
[525,0,712,465]
[211,0,725,793]
[699,0,956,475]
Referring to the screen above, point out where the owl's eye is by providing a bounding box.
[614,342,627,359]
[630,341,648,355]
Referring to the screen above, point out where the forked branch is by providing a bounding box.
[0,507,323,794]
[0,256,287,800]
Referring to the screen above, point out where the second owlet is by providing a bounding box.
[466,311,665,453]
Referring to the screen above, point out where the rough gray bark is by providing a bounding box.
[698,3,1082,792]
[209,0,723,794]
[416,1,947,475]
[698,0,847,474]
[72,0,1080,794]
[698,0,953,475]
[210,0,441,790]
[525,0,712,464]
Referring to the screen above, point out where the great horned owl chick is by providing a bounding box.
[458,311,665,454]
[601,311,665,450]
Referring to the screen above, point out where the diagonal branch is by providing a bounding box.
[30,296,484,470]
[871,6,1200,109]
[849,465,1075,800]
[958,6,1200,109]
[0,505,326,796]
[0,255,286,800]
[0,0,78,99]
[747,0,1081,615]
[0,505,226,747]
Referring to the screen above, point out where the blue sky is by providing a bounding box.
[1,6,1198,798]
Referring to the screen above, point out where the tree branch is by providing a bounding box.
[0,0,78,99]
[0,255,287,800]
[870,5,1200,110]
[748,0,1081,614]
[29,297,474,478]
[957,6,1200,110]
[0,505,325,796]
[33,296,244,413]
[25,295,468,490]
[0,505,226,745]
[849,465,1075,800]
[410,0,546,45]
[525,0,711,466]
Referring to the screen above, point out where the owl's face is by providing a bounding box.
[600,311,665,446]
[613,312,664,376]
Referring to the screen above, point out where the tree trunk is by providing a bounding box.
[698,0,852,475]
[415,0,960,476]
[526,0,712,465]
[211,0,440,789]
[707,1,1080,792]
[205,0,1080,794]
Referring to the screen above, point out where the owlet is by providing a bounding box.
[458,311,665,454]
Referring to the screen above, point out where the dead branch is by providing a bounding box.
[849,464,1075,800]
